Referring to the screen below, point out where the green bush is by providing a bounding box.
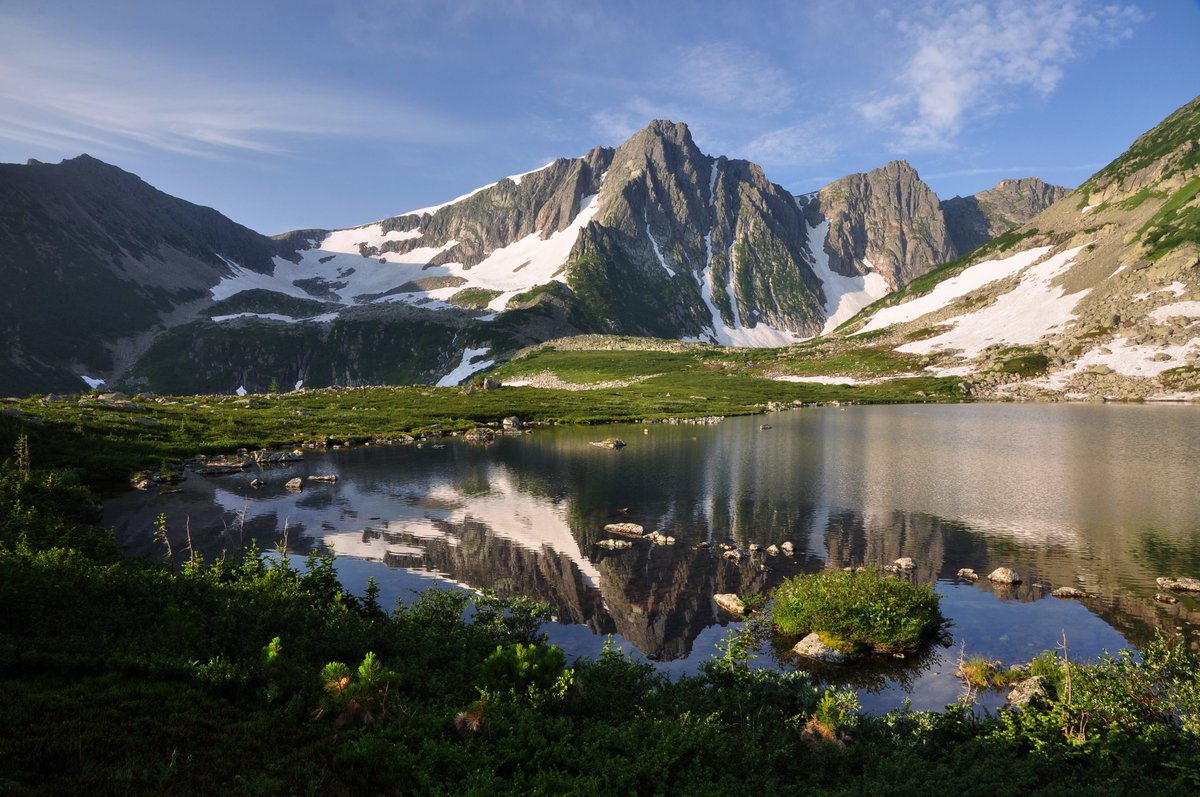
[771,569,945,654]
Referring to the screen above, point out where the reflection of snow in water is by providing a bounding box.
[213,465,601,588]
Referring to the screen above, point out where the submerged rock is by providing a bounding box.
[589,438,626,449]
[285,477,302,491]
[307,474,338,483]
[1051,586,1086,599]
[1157,576,1200,593]
[644,531,676,545]
[596,539,633,550]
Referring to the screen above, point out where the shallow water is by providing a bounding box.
[105,403,1200,711]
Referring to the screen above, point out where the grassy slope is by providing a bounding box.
[1,342,961,482]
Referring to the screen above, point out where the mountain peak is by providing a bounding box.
[631,119,695,148]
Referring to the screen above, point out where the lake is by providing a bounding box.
[104,403,1200,711]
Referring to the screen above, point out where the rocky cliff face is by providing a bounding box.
[805,160,957,291]
[943,177,1069,256]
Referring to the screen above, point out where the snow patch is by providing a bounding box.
[235,386,247,396]
[80,375,105,389]
[897,245,1090,359]
[644,209,676,277]
[806,220,891,334]
[860,246,1053,334]
[294,380,304,391]
[211,312,299,324]
[1149,301,1200,322]
[1134,282,1188,301]
[436,347,494,387]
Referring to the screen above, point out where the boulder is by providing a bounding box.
[894,557,916,570]
[988,567,1022,584]
[792,633,850,664]
[502,416,521,430]
[1007,676,1050,708]
[307,474,338,483]
[713,593,746,616]
[722,549,743,562]
[956,568,979,581]
[464,427,495,442]
[1051,586,1086,599]
[780,541,795,555]
[285,477,303,491]
[645,531,676,545]
[589,438,626,449]
[766,544,780,556]
[603,522,644,537]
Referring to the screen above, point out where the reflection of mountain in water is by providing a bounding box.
[104,406,1200,660]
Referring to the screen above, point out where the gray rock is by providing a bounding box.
[307,474,338,483]
[502,416,521,430]
[956,568,980,581]
[1051,586,1086,599]
[1007,676,1050,708]
[589,438,626,449]
[894,557,916,570]
[645,530,676,545]
[780,541,795,555]
[792,633,851,664]
[284,477,303,491]
[722,549,743,562]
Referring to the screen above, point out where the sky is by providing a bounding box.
[1,1,1197,235]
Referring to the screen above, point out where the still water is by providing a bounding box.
[105,403,1200,711]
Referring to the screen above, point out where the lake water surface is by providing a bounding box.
[105,403,1200,711]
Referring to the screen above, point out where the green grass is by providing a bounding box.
[997,353,1051,378]
[1138,174,1200,260]
[771,569,945,654]
[449,287,504,309]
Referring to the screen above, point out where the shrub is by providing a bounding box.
[771,569,944,654]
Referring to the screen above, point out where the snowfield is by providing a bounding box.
[805,220,891,334]
[895,245,1090,359]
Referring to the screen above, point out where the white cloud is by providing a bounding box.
[860,1,1144,150]
[0,12,460,161]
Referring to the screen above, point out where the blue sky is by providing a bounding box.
[1,1,1197,235]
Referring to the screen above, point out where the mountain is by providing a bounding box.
[0,126,1064,395]
[835,94,1200,400]
[943,177,1070,256]
[0,155,278,392]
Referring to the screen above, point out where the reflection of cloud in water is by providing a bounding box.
[213,465,601,588]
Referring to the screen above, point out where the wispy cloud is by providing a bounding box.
[0,12,460,161]
[923,162,1107,180]
[859,1,1144,151]
[740,120,839,165]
